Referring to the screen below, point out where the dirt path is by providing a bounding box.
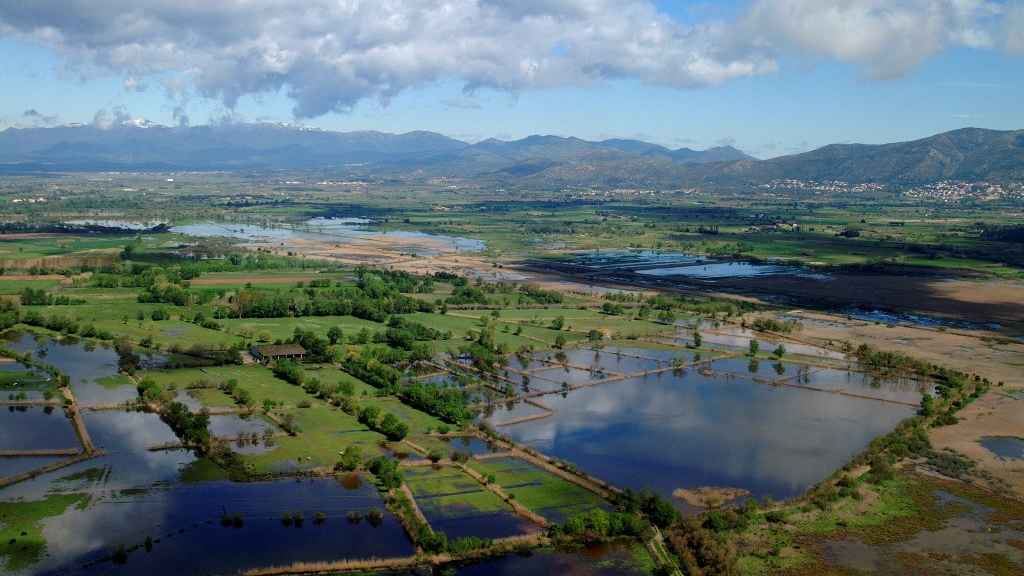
[399,483,432,532]
[0,448,80,457]
[241,532,549,576]
[0,399,63,407]
[0,451,104,489]
[60,386,96,454]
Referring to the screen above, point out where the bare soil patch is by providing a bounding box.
[930,392,1024,496]
[673,486,751,508]
[781,309,1024,499]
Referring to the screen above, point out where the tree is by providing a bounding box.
[550,316,565,331]
[748,339,760,356]
[358,405,381,427]
[327,325,343,345]
[554,334,567,349]
[337,445,363,471]
[692,330,702,348]
[773,344,786,358]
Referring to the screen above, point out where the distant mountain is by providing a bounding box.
[726,128,1024,185]
[0,123,1019,188]
[0,123,468,170]
[0,123,749,175]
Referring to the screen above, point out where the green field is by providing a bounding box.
[403,465,513,518]
[469,457,608,523]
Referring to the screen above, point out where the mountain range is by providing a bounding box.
[0,123,1021,188]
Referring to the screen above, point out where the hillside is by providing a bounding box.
[0,124,1020,188]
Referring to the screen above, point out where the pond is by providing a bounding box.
[440,436,499,456]
[979,436,1024,461]
[486,368,914,502]
[172,217,485,256]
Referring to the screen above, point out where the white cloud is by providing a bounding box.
[740,0,1006,79]
[0,1,1017,118]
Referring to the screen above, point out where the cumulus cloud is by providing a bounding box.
[740,0,1006,78]
[0,1,1017,118]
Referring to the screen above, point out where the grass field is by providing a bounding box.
[140,365,310,407]
[0,278,63,295]
[243,404,385,474]
[219,315,384,343]
[469,457,608,523]
[403,465,512,518]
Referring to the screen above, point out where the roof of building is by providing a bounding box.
[252,344,307,357]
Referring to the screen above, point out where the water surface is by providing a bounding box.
[31,478,413,576]
[0,407,78,450]
[487,368,914,502]
[2,333,163,405]
[173,218,485,256]
[979,436,1024,461]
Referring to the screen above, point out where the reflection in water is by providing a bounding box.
[2,332,163,405]
[0,407,78,450]
[32,478,413,576]
[488,368,914,502]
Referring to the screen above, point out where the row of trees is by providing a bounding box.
[398,382,472,425]
[339,352,402,394]
[357,405,408,441]
[19,287,82,306]
[231,284,432,321]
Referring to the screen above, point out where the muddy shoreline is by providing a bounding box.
[517,258,1024,333]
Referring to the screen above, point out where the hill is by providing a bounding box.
[0,123,1020,188]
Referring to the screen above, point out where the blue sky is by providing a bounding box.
[1,1,1022,158]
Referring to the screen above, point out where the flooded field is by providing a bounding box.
[1,332,161,406]
[0,338,415,576]
[172,217,485,256]
[0,407,77,451]
[546,249,829,282]
[403,466,540,540]
[22,477,412,576]
[485,349,917,502]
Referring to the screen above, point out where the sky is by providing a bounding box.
[0,0,1022,158]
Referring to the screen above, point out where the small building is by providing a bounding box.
[251,344,306,364]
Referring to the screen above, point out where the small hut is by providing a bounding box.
[251,344,306,364]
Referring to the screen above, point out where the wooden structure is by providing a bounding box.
[251,344,307,364]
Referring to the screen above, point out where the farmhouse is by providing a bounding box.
[251,344,307,364]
